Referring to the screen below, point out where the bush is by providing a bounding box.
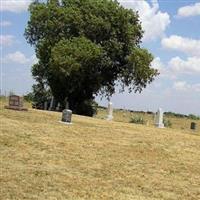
[75,100,98,117]
[164,112,187,118]
[188,114,200,120]
[24,92,34,102]
[164,119,172,128]
[130,116,145,124]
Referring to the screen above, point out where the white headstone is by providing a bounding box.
[155,108,164,128]
[107,101,113,121]
[49,96,54,111]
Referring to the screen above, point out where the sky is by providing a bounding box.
[0,0,200,115]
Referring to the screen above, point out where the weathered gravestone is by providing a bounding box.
[107,101,113,121]
[4,95,28,111]
[61,109,72,124]
[48,96,54,111]
[190,122,197,131]
[65,100,69,110]
[44,101,48,110]
[56,103,61,111]
[155,108,164,128]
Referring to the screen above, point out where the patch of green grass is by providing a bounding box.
[164,119,172,128]
[130,115,145,125]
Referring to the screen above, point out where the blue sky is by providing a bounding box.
[0,0,200,115]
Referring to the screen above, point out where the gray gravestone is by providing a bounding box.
[56,103,60,111]
[44,101,48,110]
[155,108,164,128]
[62,109,72,123]
[65,100,69,109]
[49,97,54,111]
[107,101,113,121]
[191,122,196,131]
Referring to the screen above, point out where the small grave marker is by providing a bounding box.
[61,109,72,124]
[56,103,61,111]
[190,122,196,131]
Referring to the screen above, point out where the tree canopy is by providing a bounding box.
[25,0,158,116]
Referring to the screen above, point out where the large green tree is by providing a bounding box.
[25,0,158,116]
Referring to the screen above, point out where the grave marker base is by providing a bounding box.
[4,106,28,111]
[59,121,72,125]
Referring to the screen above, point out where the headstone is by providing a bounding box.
[155,108,164,128]
[56,103,60,111]
[65,99,69,109]
[4,95,28,111]
[107,101,113,121]
[49,96,54,111]
[44,101,48,110]
[61,109,72,123]
[190,122,196,131]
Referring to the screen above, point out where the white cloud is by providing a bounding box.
[150,55,200,79]
[173,81,189,91]
[0,0,32,13]
[193,84,200,92]
[3,51,37,65]
[161,35,200,56]
[0,35,15,46]
[151,57,177,80]
[0,21,12,27]
[173,81,200,92]
[4,51,30,64]
[30,55,38,64]
[177,2,200,17]
[169,56,200,74]
[162,35,200,76]
[151,57,164,70]
[119,0,170,41]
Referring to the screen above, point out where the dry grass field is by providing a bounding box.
[1,99,200,199]
[96,108,200,132]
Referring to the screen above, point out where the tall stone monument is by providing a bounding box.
[107,101,113,121]
[155,108,164,128]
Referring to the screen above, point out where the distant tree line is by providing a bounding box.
[103,107,200,120]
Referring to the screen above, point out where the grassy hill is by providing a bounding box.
[96,108,200,132]
[1,101,200,199]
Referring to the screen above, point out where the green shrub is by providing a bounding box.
[75,99,98,117]
[164,119,172,128]
[188,114,200,120]
[24,92,34,102]
[164,112,187,118]
[130,116,145,125]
